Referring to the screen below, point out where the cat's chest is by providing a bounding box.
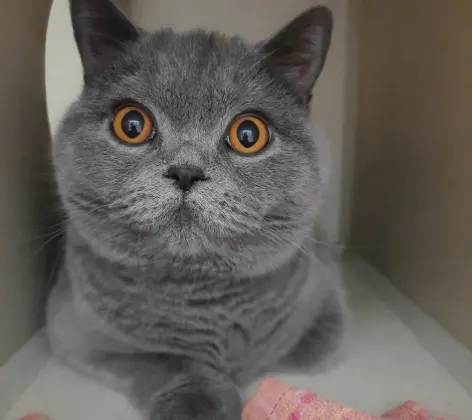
[93,282,296,348]
[74,256,316,376]
[80,272,306,366]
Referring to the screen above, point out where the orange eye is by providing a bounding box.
[227,115,270,154]
[112,106,154,144]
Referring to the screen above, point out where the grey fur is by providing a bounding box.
[47,1,348,419]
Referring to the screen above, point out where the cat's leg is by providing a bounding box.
[279,289,349,373]
[55,351,242,420]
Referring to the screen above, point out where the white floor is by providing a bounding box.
[2,257,472,420]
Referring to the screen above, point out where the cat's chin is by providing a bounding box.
[129,201,234,240]
[115,217,224,257]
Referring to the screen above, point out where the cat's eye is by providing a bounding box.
[227,115,270,155]
[112,106,154,145]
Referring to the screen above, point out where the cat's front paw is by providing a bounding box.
[151,376,241,420]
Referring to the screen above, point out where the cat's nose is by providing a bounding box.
[164,166,207,192]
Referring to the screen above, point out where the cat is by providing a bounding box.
[46,0,348,419]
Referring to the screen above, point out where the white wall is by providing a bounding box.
[46,0,131,135]
[0,0,52,365]
[352,0,472,350]
[132,0,355,245]
[45,0,83,136]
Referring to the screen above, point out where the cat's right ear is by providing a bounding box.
[260,7,333,105]
[70,0,140,77]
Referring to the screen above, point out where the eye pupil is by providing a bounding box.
[228,114,269,155]
[237,120,260,148]
[113,106,153,145]
[122,110,145,139]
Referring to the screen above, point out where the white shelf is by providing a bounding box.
[2,257,472,420]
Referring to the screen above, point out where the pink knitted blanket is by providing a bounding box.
[243,378,455,420]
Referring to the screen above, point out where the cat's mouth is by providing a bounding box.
[118,199,200,236]
[173,200,197,225]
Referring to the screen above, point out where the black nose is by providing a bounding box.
[164,166,207,192]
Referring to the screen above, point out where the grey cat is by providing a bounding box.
[47,0,348,419]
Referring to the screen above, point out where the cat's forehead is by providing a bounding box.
[115,30,273,128]
[145,30,253,73]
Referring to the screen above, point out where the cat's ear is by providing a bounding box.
[261,7,333,104]
[70,0,140,76]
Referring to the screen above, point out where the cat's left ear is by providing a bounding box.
[261,6,333,105]
[70,0,140,77]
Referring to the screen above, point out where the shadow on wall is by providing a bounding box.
[351,0,472,351]
[0,0,54,365]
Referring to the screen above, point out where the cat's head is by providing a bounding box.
[55,0,333,274]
